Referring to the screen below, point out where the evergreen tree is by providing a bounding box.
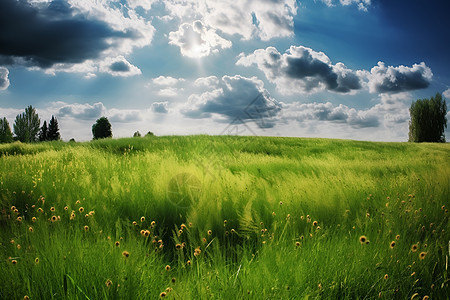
[39,120,48,141]
[133,131,142,137]
[47,116,61,141]
[92,117,112,139]
[409,93,447,142]
[13,105,40,143]
[0,117,13,143]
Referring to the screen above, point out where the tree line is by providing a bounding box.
[0,94,446,143]
[0,106,155,143]
[0,105,60,143]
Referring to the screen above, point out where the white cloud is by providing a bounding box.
[158,88,182,97]
[0,67,10,90]
[282,101,379,128]
[108,108,143,122]
[194,76,220,87]
[169,20,232,58]
[127,0,158,10]
[41,56,141,78]
[321,0,371,11]
[237,45,363,95]
[443,88,450,99]
[367,62,432,94]
[153,76,185,86]
[162,0,298,41]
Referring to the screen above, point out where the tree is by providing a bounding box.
[92,117,112,139]
[145,131,155,137]
[0,117,13,143]
[133,131,141,137]
[408,93,447,142]
[39,121,48,142]
[47,116,61,141]
[13,105,40,143]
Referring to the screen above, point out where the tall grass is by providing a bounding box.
[1,136,449,299]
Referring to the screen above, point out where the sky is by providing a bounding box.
[0,0,449,142]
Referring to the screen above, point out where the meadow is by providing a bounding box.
[1,135,449,299]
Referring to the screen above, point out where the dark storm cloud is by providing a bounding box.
[182,75,281,128]
[0,0,133,68]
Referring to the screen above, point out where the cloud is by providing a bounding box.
[152,76,185,86]
[162,0,297,41]
[158,88,182,97]
[100,56,141,77]
[0,67,9,90]
[237,46,363,95]
[108,108,143,122]
[321,0,371,11]
[151,101,169,113]
[169,20,232,58]
[443,89,450,99]
[238,45,433,96]
[57,102,106,120]
[367,62,432,94]
[182,75,281,128]
[0,0,153,74]
[150,76,186,97]
[282,101,380,128]
[194,76,220,88]
[127,0,158,10]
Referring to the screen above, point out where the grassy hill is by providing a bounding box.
[1,136,449,299]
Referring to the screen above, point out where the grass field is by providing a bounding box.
[1,136,449,299]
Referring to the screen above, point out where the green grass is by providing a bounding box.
[1,136,449,299]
